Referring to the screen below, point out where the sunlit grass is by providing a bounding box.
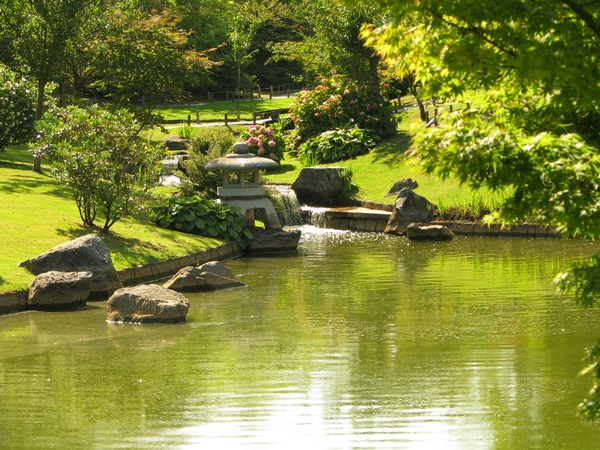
[0,146,222,293]
[153,97,296,122]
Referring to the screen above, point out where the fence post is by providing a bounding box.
[225,113,228,126]
[187,93,191,106]
[188,114,191,126]
[258,86,262,99]
[253,112,257,125]
[250,88,254,101]
[287,89,290,98]
[196,111,199,123]
[270,85,273,99]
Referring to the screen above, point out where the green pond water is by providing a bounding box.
[2,228,600,449]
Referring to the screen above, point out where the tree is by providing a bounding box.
[228,0,270,119]
[273,0,387,88]
[364,0,600,419]
[0,65,37,152]
[0,0,102,171]
[89,9,220,124]
[33,105,164,233]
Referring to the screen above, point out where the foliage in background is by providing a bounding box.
[0,65,37,152]
[298,126,375,165]
[240,121,286,162]
[153,195,252,249]
[364,0,600,420]
[180,128,235,197]
[289,72,397,153]
[32,105,164,233]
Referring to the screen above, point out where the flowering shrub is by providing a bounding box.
[0,66,37,151]
[32,105,164,233]
[289,72,398,153]
[239,121,286,163]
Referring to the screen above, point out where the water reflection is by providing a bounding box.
[1,230,600,449]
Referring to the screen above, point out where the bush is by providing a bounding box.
[153,195,253,249]
[289,72,398,153]
[0,65,37,151]
[297,126,376,165]
[239,121,286,162]
[181,128,235,197]
[32,105,164,232]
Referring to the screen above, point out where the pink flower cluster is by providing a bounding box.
[242,124,282,161]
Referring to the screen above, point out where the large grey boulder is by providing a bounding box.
[246,228,302,253]
[384,188,437,235]
[107,284,189,324]
[291,167,344,205]
[18,234,122,299]
[407,223,455,241]
[28,271,93,311]
[163,261,245,292]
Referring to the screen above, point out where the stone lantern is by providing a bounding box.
[204,142,282,229]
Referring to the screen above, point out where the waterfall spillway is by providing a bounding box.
[302,207,329,228]
[265,185,304,226]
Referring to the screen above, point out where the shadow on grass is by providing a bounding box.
[0,276,7,288]
[370,133,412,166]
[0,172,72,198]
[55,221,215,268]
[0,160,34,171]
[265,163,296,176]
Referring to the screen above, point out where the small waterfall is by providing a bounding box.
[302,206,330,228]
[265,185,304,226]
[160,155,181,186]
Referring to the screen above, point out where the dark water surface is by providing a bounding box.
[2,229,600,449]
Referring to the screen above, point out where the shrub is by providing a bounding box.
[239,121,286,162]
[0,65,37,152]
[181,128,235,197]
[297,126,376,165]
[153,195,253,249]
[289,72,398,153]
[32,105,164,232]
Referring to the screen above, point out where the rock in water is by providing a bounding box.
[407,223,455,241]
[28,271,93,311]
[384,188,437,235]
[18,234,123,299]
[107,285,190,324]
[163,261,245,292]
[246,228,302,253]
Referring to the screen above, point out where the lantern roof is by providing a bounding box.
[204,142,279,170]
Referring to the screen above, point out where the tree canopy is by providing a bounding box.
[363,0,600,419]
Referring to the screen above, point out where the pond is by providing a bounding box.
[2,229,600,449]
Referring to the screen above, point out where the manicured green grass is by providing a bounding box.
[153,97,297,122]
[0,147,222,293]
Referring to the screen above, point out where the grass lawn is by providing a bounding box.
[153,97,297,122]
[0,147,222,293]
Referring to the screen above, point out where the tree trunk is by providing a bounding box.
[237,62,241,121]
[369,56,380,92]
[33,78,47,173]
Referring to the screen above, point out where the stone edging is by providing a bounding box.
[0,242,243,317]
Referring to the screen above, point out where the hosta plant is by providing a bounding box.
[153,195,253,249]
